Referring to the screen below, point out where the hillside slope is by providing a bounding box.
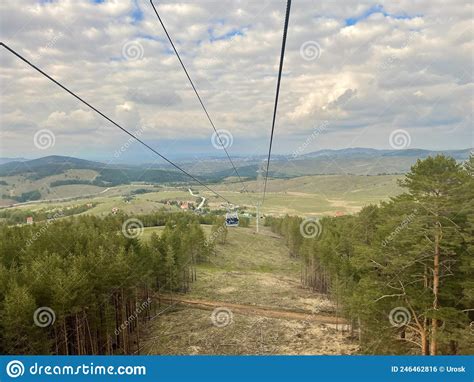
[142,226,357,355]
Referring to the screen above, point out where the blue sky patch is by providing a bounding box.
[131,0,144,24]
[345,4,418,26]
[208,26,245,42]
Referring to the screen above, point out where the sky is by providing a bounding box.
[0,0,472,163]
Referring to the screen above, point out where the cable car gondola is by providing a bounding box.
[225,212,239,227]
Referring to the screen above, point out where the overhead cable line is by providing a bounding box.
[149,0,249,198]
[0,42,232,204]
[262,0,291,204]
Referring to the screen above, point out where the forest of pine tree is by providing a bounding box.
[0,155,471,356]
[0,212,218,355]
[266,155,474,355]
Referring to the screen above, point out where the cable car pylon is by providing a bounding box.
[255,165,265,233]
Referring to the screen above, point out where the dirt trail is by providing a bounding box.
[142,226,357,354]
[157,295,347,325]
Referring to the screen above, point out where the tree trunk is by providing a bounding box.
[421,329,429,355]
[357,317,362,344]
[430,229,440,355]
[75,313,81,355]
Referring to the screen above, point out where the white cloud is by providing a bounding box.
[0,0,472,160]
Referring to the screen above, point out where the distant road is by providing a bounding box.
[0,187,112,209]
[188,188,206,210]
[156,295,347,325]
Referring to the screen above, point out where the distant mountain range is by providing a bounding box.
[0,157,29,165]
[299,148,471,160]
[151,147,473,178]
[0,148,471,183]
[0,155,190,185]
[0,156,102,173]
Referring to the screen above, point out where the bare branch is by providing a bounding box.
[374,293,406,302]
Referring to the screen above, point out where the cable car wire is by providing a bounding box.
[150,0,248,197]
[0,42,233,204]
[262,0,291,204]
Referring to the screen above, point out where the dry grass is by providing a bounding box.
[142,308,357,355]
[141,226,358,355]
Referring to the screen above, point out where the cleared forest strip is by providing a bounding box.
[155,295,347,325]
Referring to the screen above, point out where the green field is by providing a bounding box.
[0,174,402,218]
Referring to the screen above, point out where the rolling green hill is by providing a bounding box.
[1,149,470,208]
[0,156,194,204]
